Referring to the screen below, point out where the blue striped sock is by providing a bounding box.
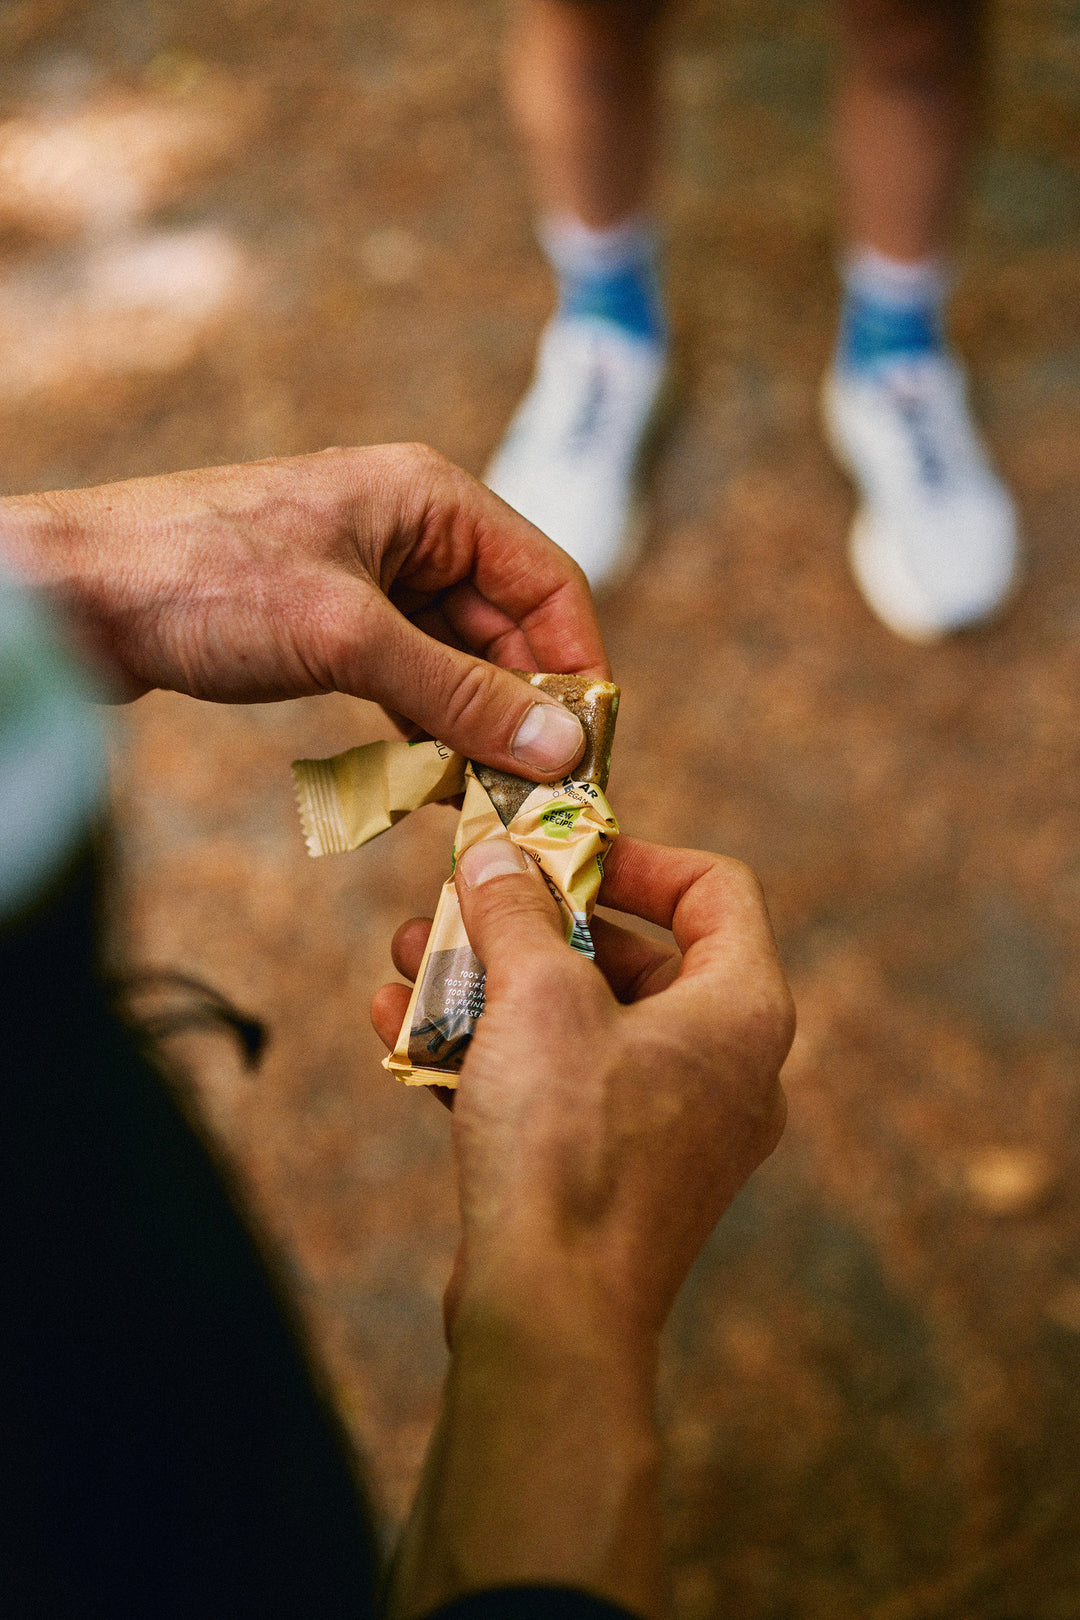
[838,250,948,376]
[559,259,665,343]
[839,290,943,374]
[541,215,667,345]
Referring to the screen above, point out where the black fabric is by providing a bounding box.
[424,1587,641,1620]
[1,850,378,1618]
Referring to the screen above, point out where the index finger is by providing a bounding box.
[597,837,751,944]
[394,470,610,680]
[459,485,609,678]
[603,836,795,1065]
[454,534,608,680]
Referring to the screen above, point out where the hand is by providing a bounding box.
[372,834,793,1619]
[0,444,607,779]
[374,832,792,1337]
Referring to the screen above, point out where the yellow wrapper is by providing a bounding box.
[292,714,619,1089]
[292,737,465,856]
[384,765,618,1087]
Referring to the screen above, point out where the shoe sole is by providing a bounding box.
[847,509,950,642]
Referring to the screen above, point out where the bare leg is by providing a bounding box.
[485,0,670,590]
[504,0,667,228]
[834,0,985,261]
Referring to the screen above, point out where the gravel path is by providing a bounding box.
[3,3,1079,1613]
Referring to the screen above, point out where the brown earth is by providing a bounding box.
[3,2,1080,1615]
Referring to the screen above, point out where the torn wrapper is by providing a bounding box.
[293,736,464,856]
[292,736,618,1087]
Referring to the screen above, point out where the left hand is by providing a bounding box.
[372,832,793,1340]
[372,833,793,1620]
[0,443,607,780]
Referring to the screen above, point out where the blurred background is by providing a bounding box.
[2,1,1079,1614]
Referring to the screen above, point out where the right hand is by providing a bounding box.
[372,832,794,1344]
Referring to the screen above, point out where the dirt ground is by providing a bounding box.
[3,1,1080,1614]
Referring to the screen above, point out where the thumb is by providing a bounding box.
[355,597,586,781]
[454,835,568,991]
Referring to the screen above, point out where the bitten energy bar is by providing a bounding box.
[473,672,619,824]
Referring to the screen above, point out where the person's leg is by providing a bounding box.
[835,0,981,261]
[485,1,669,591]
[824,0,1019,640]
[504,0,662,227]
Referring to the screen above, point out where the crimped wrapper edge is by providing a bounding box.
[292,755,351,857]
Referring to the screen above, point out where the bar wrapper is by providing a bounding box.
[292,736,464,856]
[386,765,617,1086]
[292,734,618,1089]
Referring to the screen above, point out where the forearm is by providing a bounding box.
[0,489,98,597]
[391,1285,664,1620]
[0,460,373,702]
[0,488,145,693]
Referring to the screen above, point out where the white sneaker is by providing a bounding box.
[822,356,1021,641]
[485,315,668,590]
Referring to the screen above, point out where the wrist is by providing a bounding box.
[0,492,145,698]
[452,1244,661,1393]
[392,1262,664,1620]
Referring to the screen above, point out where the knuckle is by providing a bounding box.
[487,940,566,1010]
[716,853,766,907]
[438,657,504,735]
[398,441,450,480]
[740,976,797,1074]
[359,440,447,496]
[513,948,573,1003]
[676,849,768,920]
[745,1074,788,1168]
[556,944,610,1005]
[765,1081,788,1151]
[775,982,797,1058]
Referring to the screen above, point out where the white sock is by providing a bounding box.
[841,245,950,311]
[538,213,661,281]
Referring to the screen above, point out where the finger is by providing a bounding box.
[396,599,472,658]
[390,916,434,982]
[602,839,795,1068]
[370,980,411,1048]
[392,467,609,681]
[597,836,722,932]
[424,582,541,673]
[602,836,779,977]
[467,511,609,681]
[588,913,681,1004]
[389,585,531,670]
[453,835,570,992]
[352,593,588,781]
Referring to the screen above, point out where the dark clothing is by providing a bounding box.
[430,1594,642,1620]
[2,852,378,1616]
[1,853,634,1620]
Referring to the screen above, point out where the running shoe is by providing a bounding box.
[485,314,668,591]
[822,355,1020,641]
